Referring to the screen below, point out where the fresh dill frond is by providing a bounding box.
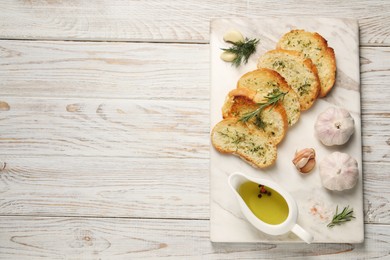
[221,38,260,67]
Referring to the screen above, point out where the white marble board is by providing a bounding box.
[210,18,363,243]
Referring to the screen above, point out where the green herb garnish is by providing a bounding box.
[302,40,312,47]
[254,114,267,130]
[297,81,311,96]
[272,60,286,69]
[222,38,259,67]
[239,89,287,123]
[327,206,355,228]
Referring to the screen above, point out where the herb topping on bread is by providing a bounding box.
[257,49,320,111]
[211,118,277,168]
[276,29,336,97]
[237,68,301,126]
[222,88,288,145]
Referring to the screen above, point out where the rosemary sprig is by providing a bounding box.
[239,89,287,124]
[327,205,355,228]
[221,38,259,67]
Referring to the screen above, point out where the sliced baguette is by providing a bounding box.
[257,49,320,111]
[222,88,288,145]
[211,118,277,168]
[276,29,336,97]
[237,68,301,126]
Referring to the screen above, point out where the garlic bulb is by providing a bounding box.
[292,148,316,174]
[319,152,359,191]
[315,107,355,146]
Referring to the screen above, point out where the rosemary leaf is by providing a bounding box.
[327,205,355,228]
[239,89,287,124]
[222,38,260,67]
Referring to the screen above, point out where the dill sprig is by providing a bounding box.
[327,205,355,228]
[239,89,287,124]
[222,38,259,67]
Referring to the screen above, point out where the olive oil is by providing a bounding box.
[238,181,289,225]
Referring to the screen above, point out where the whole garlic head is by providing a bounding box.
[319,152,359,191]
[315,107,355,146]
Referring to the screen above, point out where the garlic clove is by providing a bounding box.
[295,156,310,169]
[223,30,245,44]
[220,51,237,62]
[292,148,316,174]
[300,158,316,173]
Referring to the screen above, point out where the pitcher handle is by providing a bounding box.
[291,224,313,244]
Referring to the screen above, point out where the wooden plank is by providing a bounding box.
[360,48,390,161]
[361,47,390,112]
[0,97,209,158]
[363,162,390,224]
[0,156,209,219]
[0,40,209,100]
[0,1,389,45]
[0,216,389,259]
[0,156,387,223]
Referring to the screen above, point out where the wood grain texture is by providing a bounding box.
[0,1,389,45]
[360,47,390,112]
[0,97,209,158]
[0,40,209,100]
[0,217,389,259]
[0,156,209,219]
[363,162,390,224]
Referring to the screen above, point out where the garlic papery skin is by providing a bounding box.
[319,152,359,191]
[292,148,316,174]
[315,107,355,146]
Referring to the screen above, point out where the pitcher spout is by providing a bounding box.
[228,172,248,192]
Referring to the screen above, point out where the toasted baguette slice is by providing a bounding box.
[276,29,336,97]
[237,68,301,126]
[257,49,320,111]
[222,88,288,145]
[211,118,277,168]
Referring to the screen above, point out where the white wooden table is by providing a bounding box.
[0,1,389,259]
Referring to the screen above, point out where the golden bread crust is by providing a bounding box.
[276,29,336,97]
[221,88,288,145]
[211,118,277,168]
[237,68,301,126]
[257,49,321,111]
